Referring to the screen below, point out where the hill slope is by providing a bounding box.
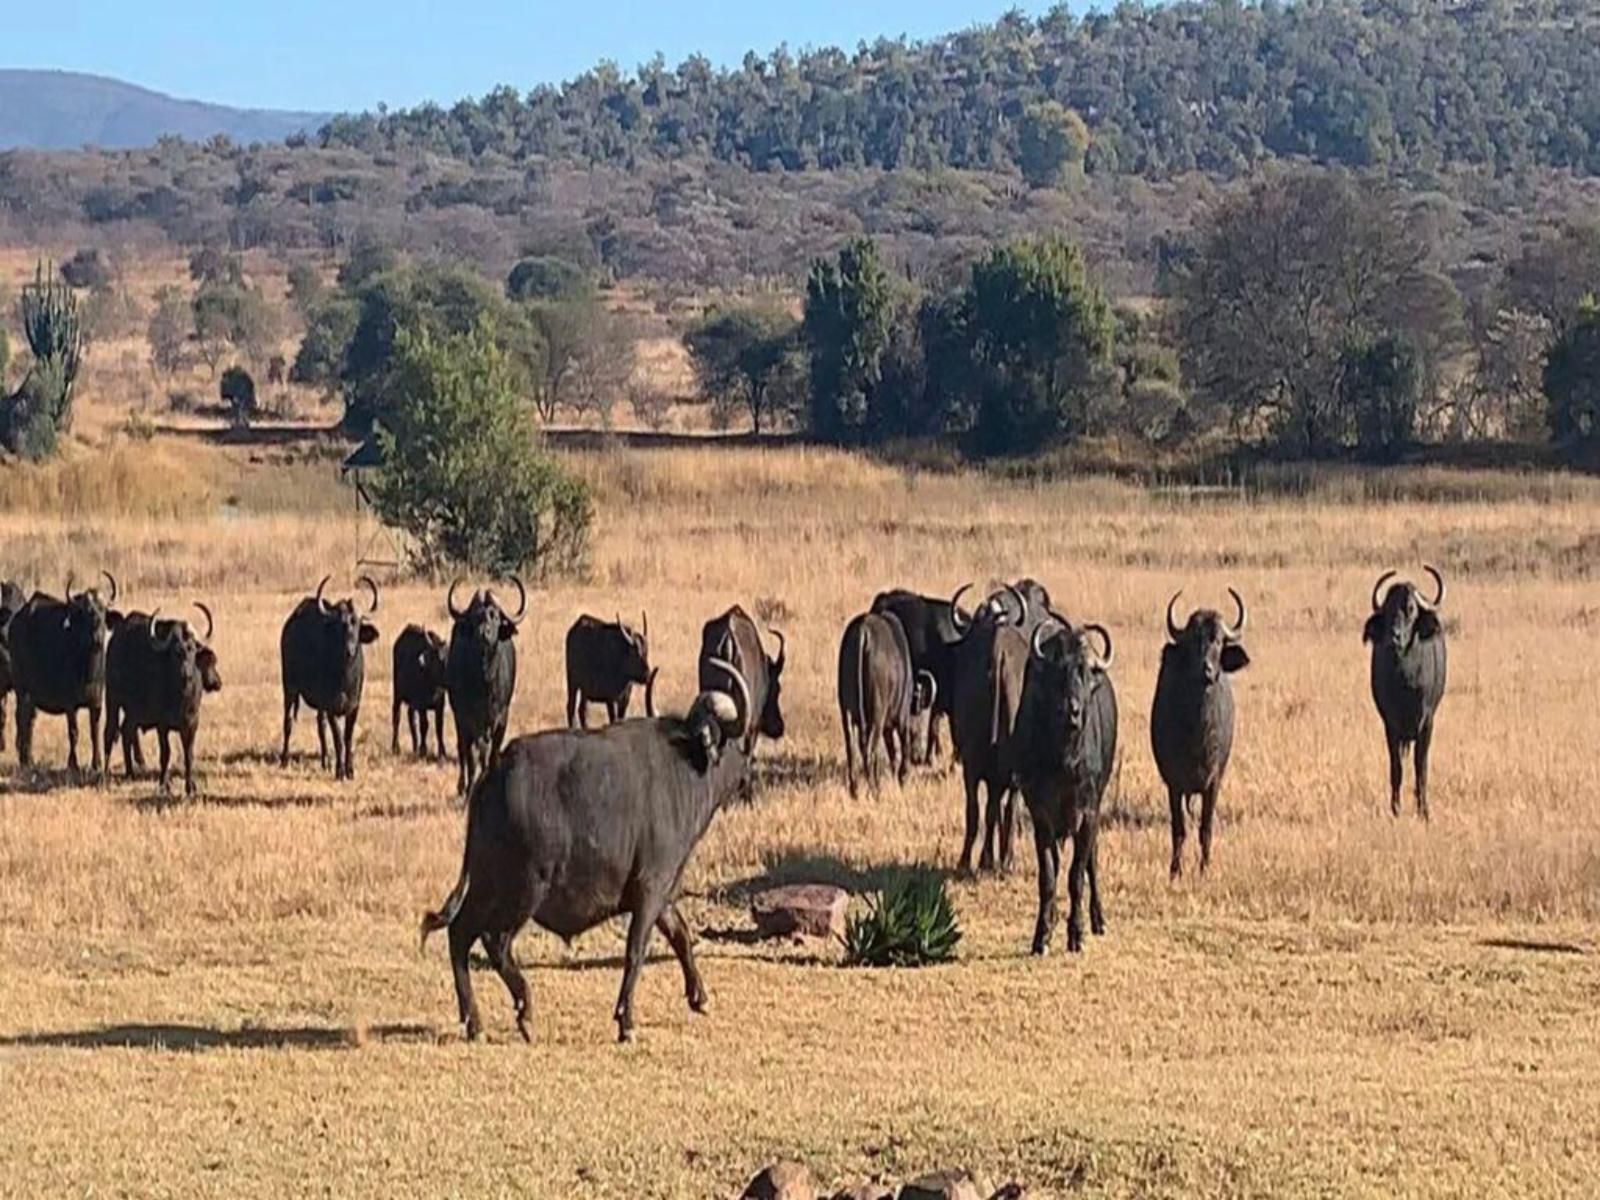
[0,70,328,150]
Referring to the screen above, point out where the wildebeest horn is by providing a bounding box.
[1084,623,1114,670]
[1166,591,1184,641]
[1371,570,1397,614]
[917,669,937,713]
[447,578,466,620]
[193,601,214,643]
[641,611,649,640]
[314,575,332,611]
[768,626,786,673]
[1226,588,1247,639]
[358,576,380,614]
[950,583,974,634]
[1422,564,1445,610]
[64,572,75,599]
[150,609,179,650]
[506,575,527,622]
[101,571,118,604]
[645,666,659,718]
[1031,619,1065,659]
[706,656,751,739]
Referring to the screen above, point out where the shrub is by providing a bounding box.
[1545,297,1600,448]
[147,285,189,375]
[506,255,590,302]
[368,319,591,577]
[60,248,115,291]
[842,869,961,967]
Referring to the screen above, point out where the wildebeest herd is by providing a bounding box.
[0,566,1449,1041]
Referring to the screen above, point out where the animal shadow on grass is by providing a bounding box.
[1479,937,1588,955]
[128,789,332,813]
[0,767,102,795]
[750,749,838,795]
[0,1022,437,1053]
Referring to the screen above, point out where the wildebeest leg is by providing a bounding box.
[892,720,910,788]
[566,685,580,729]
[391,695,401,755]
[1085,815,1105,937]
[604,698,619,725]
[156,729,172,795]
[316,711,330,771]
[927,712,943,766]
[132,734,147,771]
[979,775,1002,872]
[89,704,103,779]
[616,690,631,720]
[1414,718,1434,822]
[482,928,533,1044]
[447,921,482,1042]
[0,695,7,752]
[1031,824,1060,956]
[456,732,471,797]
[66,709,81,777]
[999,787,1019,874]
[656,903,708,1014]
[325,714,344,780]
[14,692,33,768]
[1198,785,1220,874]
[434,703,447,762]
[1065,822,1090,954]
[1167,786,1187,880]
[614,904,661,1043]
[180,726,197,799]
[1385,727,1404,818]
[865,722,883,795]
[279,695,296,768]
[841,706,858,799]
[411,706,424,757]
[341,710,358,780]
[958,763,982,875]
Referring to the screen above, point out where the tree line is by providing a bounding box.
[319,1,1600,182]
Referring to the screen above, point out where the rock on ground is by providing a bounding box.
[751,883,850,939]
[741,1161,815,1200]
[898,1170,987,1200]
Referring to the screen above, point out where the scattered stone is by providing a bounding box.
[742,1161,815,1200]
[831,1185,894,1200]
[899,1170,985,1200]
[751,883,850,940]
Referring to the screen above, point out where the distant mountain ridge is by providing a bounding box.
[0,70,330,150]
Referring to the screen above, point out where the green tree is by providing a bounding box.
[1018,101,1089,188]
[803,237,895,443]
[147,285,189,375]
[1545,297,1600,448]
[1341,335,1422,462]
[506,256,590,302]
[523,297,629,424]
[291,296,358,394]
[188,245,245,286]
[684,306,802,434]
[286,262,327,318]
[958,236,1116,456]
[192,282,275,376]
[368,320,591,577]
[0,327,8,391]
[1502,224,1600,336]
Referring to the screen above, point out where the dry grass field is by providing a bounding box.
[2,431,1599,1198]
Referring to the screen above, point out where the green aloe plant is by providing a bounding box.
[842,869,961,967]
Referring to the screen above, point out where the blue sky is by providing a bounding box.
[8,1,1071,114]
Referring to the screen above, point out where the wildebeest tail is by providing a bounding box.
[419,776,480,948]
[855,621,871,761]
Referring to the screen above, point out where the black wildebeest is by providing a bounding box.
[1012,619,1118,955]
[420,659,753,1044]
[1364,565,1448,820]
[565,612,657,728]
[698,605,785,750]
[1151,589,1250,879]
[392,624,447,760]
[837,609,935,797]
[0,578,25,752]
[279,575,380,780]
[8,571,119,777]
[869,588,969,765]
[104,603,222,797]
[948,582,1031,874]
[446,577,524,796]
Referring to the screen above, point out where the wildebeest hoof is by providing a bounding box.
[617,1025,635,1044]
[515,1017,532,1044]
[688,990,708,1014]
[1066,928,1084,954]
[1091,917,1106,937]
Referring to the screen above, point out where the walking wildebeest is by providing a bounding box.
[104,603,222,797]
[836,609,935,797]
[1012,619,1118,955]
[697,605,785,751]
[869,588,970,764]
[948,582,1030,874]
[392,624,447,760]
[1364,565,1448,819]
[8,571,119,778]
[420,659,754,1044]
[279,575,380,780]
[565,612,657,728]
[0,579,25,753]
[1151,589,1250,878]
[446,577,524,796]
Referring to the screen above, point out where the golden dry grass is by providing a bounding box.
[2,436,1599,1197]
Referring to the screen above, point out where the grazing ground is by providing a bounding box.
[1,436,1599,1198]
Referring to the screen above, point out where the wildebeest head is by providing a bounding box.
[615,611,653,683]
[1363,566,1445,653]
[758,625,786,739]
[1164,588,1249,686]
[1029,619,1114,754]
[150,601,223,693]
[949,582,1028,640]
[447,576,524,658]
[1015,577,1053,616]
[686,656,752,770]
[315,574,380,657]
[61,570,117,650]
